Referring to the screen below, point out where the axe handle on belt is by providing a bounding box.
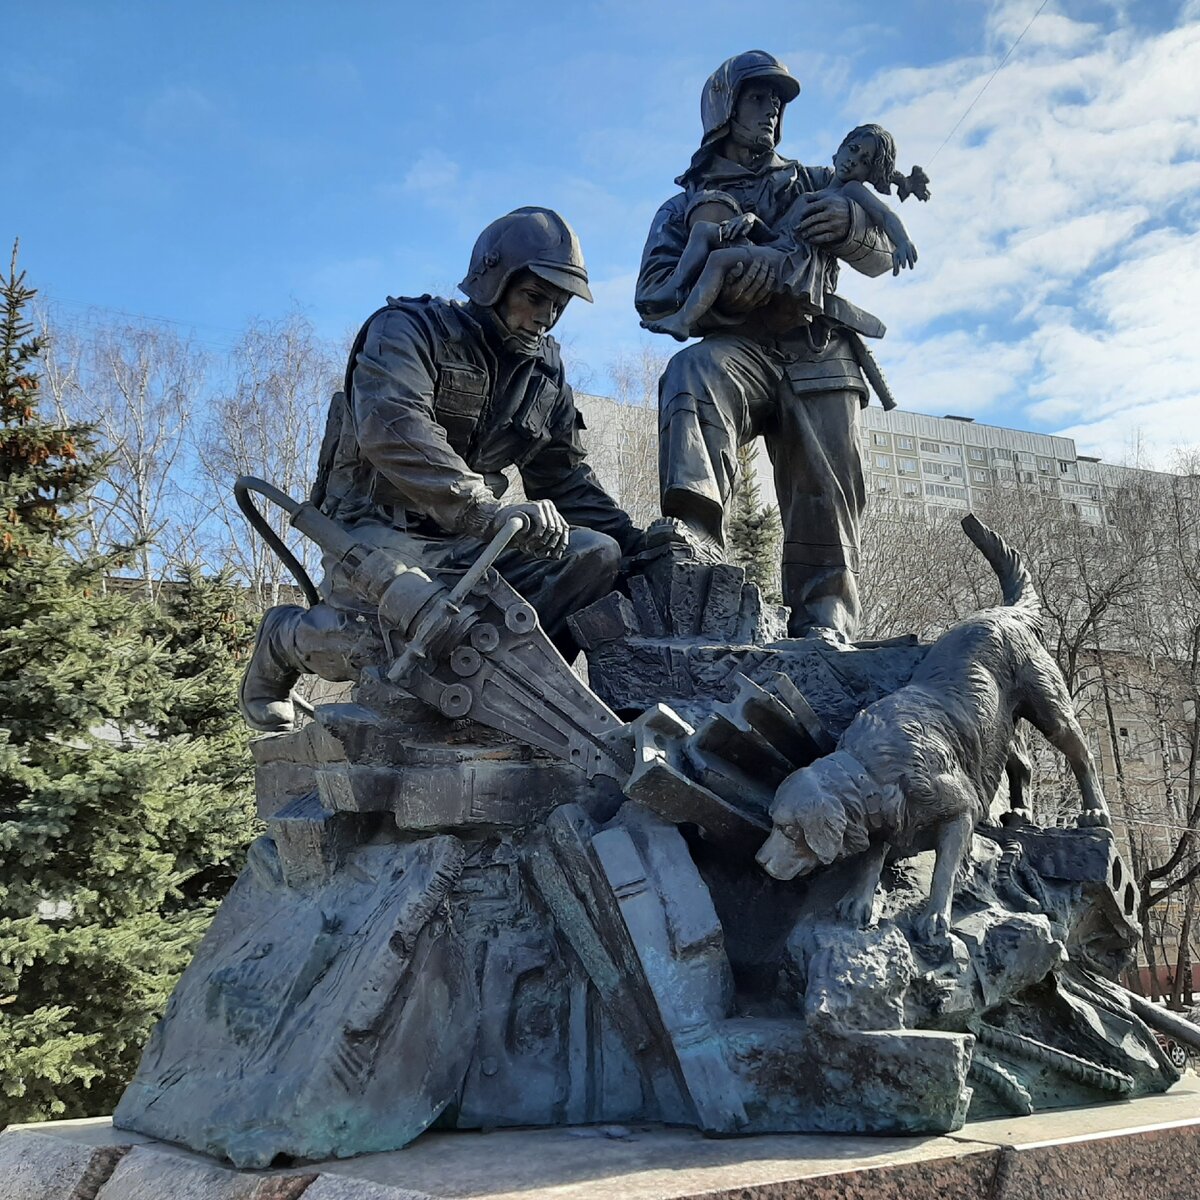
[846,331,898,412]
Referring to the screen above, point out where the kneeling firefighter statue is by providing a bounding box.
[238,206,645,733]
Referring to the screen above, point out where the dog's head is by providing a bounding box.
[756,754,875,881]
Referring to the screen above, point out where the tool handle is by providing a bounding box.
[446,514,528,606]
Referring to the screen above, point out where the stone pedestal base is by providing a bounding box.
[4,1087,1200,1199]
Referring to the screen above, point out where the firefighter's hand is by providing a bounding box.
[718,256,776,312]
[795,193,852,244]
[493,500,569,558]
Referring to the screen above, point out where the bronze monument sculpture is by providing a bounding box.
[238,205,642,738]
[641,121,927,343]
[108,49,1198,1172]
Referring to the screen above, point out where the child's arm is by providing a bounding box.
[840,180,918,275]
[724,212,774,244]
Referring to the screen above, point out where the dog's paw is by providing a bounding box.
[1075,809,1112,830]
[912,906,951,943]
[836,891,876,928]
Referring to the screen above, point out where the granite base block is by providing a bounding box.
[0,1128,131,1200]
[3,1088,1200,1199]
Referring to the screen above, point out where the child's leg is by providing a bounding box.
[672,246,747,325]
[672,221,725,288]
[644,246,748,340]
[638,220,725,314]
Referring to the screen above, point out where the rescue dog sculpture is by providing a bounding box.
[756,514,1111,938]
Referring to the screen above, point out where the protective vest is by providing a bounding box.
[311,297,566,510]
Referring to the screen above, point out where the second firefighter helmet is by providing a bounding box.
[459,207,593,308]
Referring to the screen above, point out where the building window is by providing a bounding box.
[947,465,964,478]
[898,436,914,450]
[968,447,986,462]
[875,454,891,469]
[1059,461,1070,474]
[875,477,891,492]
[898,458,917,474]
[920,440,940,453]
[1038,458,1053,473]
[902,481,918,495]
[924,483,967,500]
[971,468,990,483]
[872,432,890,446]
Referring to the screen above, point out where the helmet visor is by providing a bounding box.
[528,262,594,303]
[734,62,800,104]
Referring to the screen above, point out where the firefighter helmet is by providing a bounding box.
[458,207,593,307]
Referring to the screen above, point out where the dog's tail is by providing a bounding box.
[961,514,1040,616]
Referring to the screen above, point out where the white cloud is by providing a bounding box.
[986,1,1100,52]
[878,329,1035,416]
[839,4,1200,460]
[399,150,461,196]
[140,85,220,140]
[1026,226,1200,428]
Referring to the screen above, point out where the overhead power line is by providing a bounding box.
[928,0,1051,164]
[42,294,246,339]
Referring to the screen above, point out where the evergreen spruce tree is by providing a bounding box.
[144,567,258,912]
[727,441,782,601]
[0,245,256,1124]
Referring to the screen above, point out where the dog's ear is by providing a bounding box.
[841,820,870,856]
[802,790,850,864]
[770,768,807,831]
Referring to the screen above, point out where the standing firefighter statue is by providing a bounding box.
[239,206,643,733]
[637,50,906,642]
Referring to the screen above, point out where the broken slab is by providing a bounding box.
[112,836,475,1168]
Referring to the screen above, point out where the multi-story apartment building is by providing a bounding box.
[856,407,1138,526]
[577,395,1160,530]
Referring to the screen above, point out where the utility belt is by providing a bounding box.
[770,301,896,411]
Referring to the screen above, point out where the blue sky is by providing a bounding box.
[6,0,1199,463]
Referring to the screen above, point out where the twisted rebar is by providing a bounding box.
[969,1050,1034,1115]
[972,1021,1134,1095]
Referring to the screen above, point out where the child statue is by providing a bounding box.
[641,124,931,341]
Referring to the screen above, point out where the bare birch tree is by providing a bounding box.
[579,344,671,529]
[195,310,340,608]
[38,312,208,592]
